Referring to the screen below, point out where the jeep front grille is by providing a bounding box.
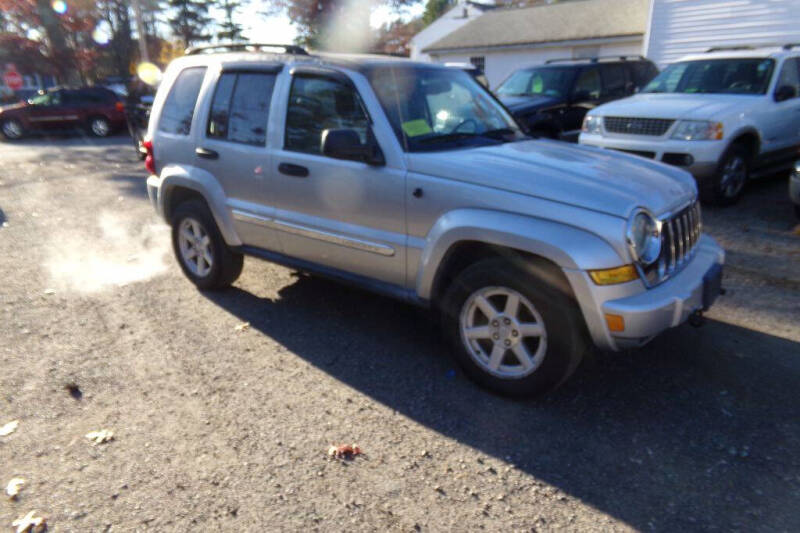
[604,117,675,136]
[642,201,702,287]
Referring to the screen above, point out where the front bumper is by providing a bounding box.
[579,133,725,179]
[566,234,725,351]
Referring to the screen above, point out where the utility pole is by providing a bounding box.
[131,0,150,63]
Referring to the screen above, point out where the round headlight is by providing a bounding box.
[626,209,661,265]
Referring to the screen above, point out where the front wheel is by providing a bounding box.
[440,258,588,397]
[701,144,749,206]
[171,200,243,290]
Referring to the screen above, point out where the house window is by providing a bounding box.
[470,56,486,73]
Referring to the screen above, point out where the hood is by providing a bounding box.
[407,140,696,218]
[499,95,563,114]
[593,93,761,120]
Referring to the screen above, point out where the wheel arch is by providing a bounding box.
[416,208,623,302]
[157,165,242,246]
[727,128,761,160]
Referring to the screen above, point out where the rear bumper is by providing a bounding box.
[566,234,725,351]
[790,162,800,206]
[146,174,164,219]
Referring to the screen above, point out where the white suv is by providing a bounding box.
[580,45,800,205]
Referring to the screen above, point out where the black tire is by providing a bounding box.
[440,257,588,397]
[700,143,749,206]
[170,199,244,290]
[87,115,112,137]
[0,118,24,140]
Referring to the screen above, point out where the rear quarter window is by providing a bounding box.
[158,67,207,135]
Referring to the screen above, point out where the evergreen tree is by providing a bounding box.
[216,0,244,42]
[422,0,453,27]
[167,0,212,48]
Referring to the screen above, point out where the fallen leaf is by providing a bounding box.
[234,322,250,332]
[43,289,55,295]
[0,420,19,436]
[328,443,362,460]
[12,510,45,533]
[85,429,114,445]
[6,478,25,500]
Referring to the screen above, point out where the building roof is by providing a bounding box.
[423,0,648,54]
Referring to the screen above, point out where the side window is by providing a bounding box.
[573,67,602,100]
[776,58,800,98]
[601,63,627,98]
[207,72,276,146]
[630,62,659,89]
[158,67,206,135]
[285,76,368,155]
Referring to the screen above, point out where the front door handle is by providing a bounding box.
[278,163,309,178]
[195,147,219,160]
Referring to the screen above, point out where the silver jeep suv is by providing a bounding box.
[145,44,725,396]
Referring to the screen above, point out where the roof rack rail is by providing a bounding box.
[185,43,309,56]
[545,55,645,64]
[783,43,800,50]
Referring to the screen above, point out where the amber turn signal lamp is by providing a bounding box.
[589,265,639,285]
[605,314,625,332]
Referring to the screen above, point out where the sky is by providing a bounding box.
[236,2,427,45]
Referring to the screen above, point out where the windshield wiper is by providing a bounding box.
[415,132,480,145]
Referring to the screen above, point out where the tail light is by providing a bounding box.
[115,101,124,112]
[143,137,156,174]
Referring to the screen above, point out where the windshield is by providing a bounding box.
[367,66,522,152]
[642,58,775,95]
[496,67,575,98]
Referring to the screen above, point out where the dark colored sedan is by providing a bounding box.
[0,87,126,140]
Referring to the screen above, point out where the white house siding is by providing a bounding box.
[409,2,490,62]
[645,0,800,67]
[431,38,642,88]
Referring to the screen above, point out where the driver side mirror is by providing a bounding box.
[321,128,385,166]
[774,84,797,102]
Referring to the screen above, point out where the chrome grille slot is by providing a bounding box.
[604,117,675,136]
[643,201,702,287]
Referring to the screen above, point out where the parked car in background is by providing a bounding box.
[444,62,489,88]
[0,86,126,140]
[580,45,800,206]
[496,56,659,142]
[144,44,724,397]
[790,161,800,218]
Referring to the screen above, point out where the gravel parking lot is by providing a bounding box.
[1,135,799,532]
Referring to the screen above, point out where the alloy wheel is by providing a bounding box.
[91,118,110,137]
[2,120,23,139]
[720,155,746,199]
[178,218,214,278]
[459,286,548,379]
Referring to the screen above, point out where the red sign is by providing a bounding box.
[3,70,23,91]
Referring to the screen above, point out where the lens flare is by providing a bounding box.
[136,62,162,87]
[92,24,111,46]
[51,0,67,14]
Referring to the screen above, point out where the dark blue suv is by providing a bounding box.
[496,56,658,142]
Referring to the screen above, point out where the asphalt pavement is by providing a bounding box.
[1,134,799,532]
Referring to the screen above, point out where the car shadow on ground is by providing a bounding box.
[203,273,800,531]
[107,174,148,200]
[0,207,5,227]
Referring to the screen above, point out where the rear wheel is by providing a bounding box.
[1,118,24,140]
[440,258,588,397]
[701,144,749,206]
[88,116,112,137]
[171,199,243,290]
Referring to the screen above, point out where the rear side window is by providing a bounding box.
[630,61,659,88]
[159,67,206,135]
[207,72,277,146]
[601,63,627,97]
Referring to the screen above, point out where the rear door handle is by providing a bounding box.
[278,163,309,178]
[195,147,219,160]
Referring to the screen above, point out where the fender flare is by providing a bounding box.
[415,208,623,300]
[158,164,242,246]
